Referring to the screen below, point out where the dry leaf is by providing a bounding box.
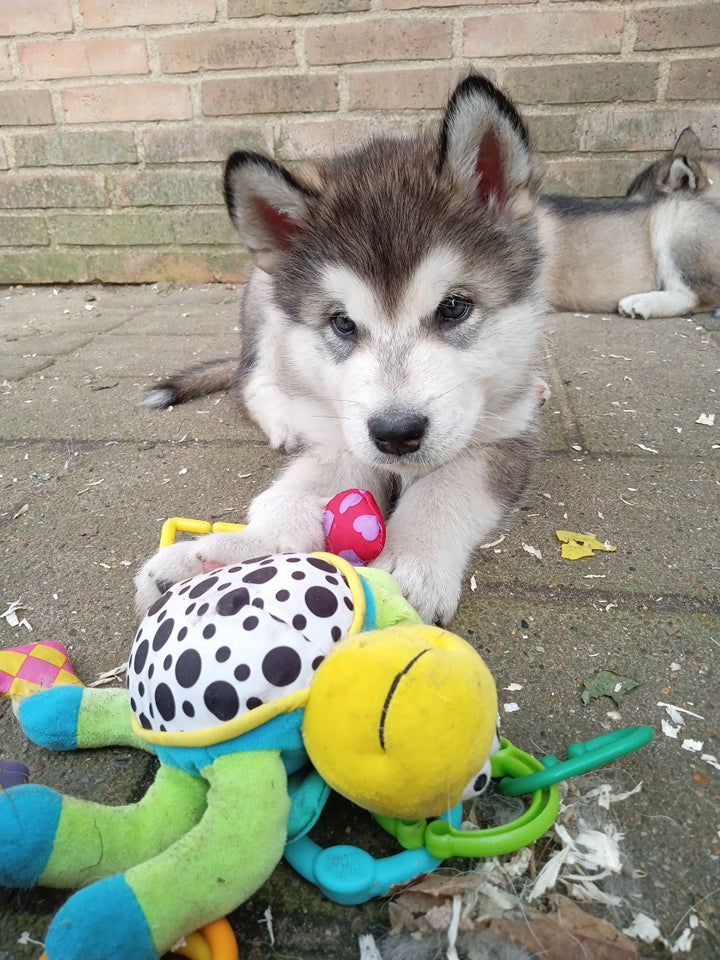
[485,896,644,960]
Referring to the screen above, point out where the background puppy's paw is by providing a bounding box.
[372,550,461,626]
[618,293,652,319]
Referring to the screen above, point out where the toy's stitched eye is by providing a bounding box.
[435,294,473,325]
[330,311,357,339]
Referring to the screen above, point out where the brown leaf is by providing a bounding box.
[483,896,644,960]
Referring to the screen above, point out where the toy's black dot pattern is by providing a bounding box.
[176,648,202,688]
[262,646,302,687]
[217,587,250,616]
[189,576,218,598]
[152,619,174,651]
[155,683,175,722]
[147,592,171,617]
[127,554,357,736]
[204,681,239,722]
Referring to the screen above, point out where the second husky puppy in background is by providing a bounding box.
[538,128,720,319]
[625,127,720,203]
[138,75,546,625]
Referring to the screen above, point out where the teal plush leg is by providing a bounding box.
[43,751,290,960]
[0,764,207,889]
[18,686,150,752]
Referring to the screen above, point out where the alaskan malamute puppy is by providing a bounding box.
[138,75,546,625]
[538,127,720,319]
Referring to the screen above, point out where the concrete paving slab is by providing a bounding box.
[472,456,719,601]
[1,286,718,960]
[547,314,719,456]
[1,376,265,443]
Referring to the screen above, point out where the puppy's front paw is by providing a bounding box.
[134,526,324,615]
[134,540,208,614]
[372,550,461,626]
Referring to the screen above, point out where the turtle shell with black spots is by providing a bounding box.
[126,553,361,742]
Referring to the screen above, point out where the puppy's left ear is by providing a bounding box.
[438,74,542,219]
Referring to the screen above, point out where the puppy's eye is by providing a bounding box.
[435,295,473,325]
[330,311,357,339]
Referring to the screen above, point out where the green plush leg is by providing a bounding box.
[39,763,208,887]
[126,750,290,956]
[18,686,152,753]
[359,567,423,628]
[76,687,152,751]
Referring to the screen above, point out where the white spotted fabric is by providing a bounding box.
[127,554,357,736]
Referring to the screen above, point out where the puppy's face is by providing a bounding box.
[280,242,542,474]
[224,75,545,470]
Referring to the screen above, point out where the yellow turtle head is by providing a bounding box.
[302,624,498,819]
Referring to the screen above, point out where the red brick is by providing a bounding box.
[62,83,192,123]
[0,0,72,36]
[544,157,650,198]
[0,43,10,80]
[525,115,578,155]
[14,130,137,166]
[113,168,222,207]
[667,57,720,100]
[229,0,368,14]
[86,247,226,283]
[0,171,107,209]
[159,28,295,73]
[0,215,48,246]
[0,90,53,126]
[506,62,658,106]
[349,66,461,110]
[141,126,273,163]
[17,38,148,81]
[384,0,531,7]
[464,10,623,57]
[305,18,451,65]
[579,107,720,152]
[203,75,338,117]
[277,117,418,160]
[79,0,215,29]
[635,5,720,51]
[0,252,91,284]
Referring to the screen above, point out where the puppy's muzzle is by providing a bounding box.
[368,413,428,457]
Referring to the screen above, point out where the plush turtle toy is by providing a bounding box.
[0,552,498,960]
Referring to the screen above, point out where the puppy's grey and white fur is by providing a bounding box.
[538,127,720,319]
[138,75,546,625]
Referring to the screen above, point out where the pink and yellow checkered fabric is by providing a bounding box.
[0,640,82,699]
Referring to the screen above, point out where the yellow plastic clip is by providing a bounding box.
[159,517,245,549]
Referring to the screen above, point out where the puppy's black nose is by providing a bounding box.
[368,414,428,456]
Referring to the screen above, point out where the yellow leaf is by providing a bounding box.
[556,530,616,560]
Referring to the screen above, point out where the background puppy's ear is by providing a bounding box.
[223,152,318,272]
[666,127,706,193]
[438,74,541,219]
[671,127,702,161]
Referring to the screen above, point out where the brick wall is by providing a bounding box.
[0,0,717,284]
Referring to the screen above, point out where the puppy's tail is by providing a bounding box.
[142,358,237,409]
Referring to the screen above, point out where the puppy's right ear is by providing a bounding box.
[223,152,318,272]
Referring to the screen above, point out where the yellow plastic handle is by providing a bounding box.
[159,518,245,548]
